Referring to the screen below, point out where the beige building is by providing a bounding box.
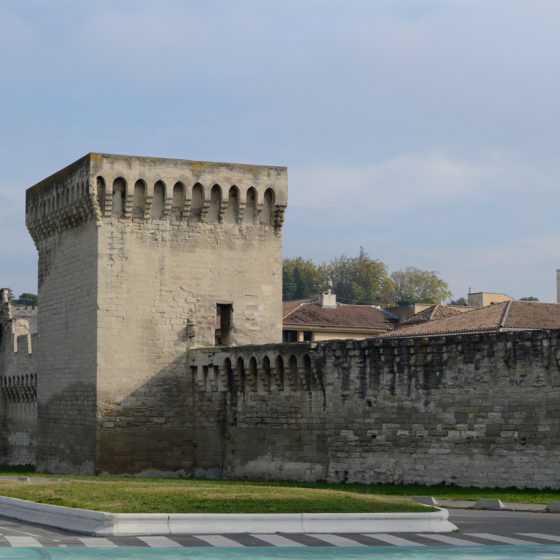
[283,290,397,341]
[467,291,512,307]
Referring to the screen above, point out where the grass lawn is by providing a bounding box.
[292,481,560,505]
[0,468,555,512]
[0,476,432,514]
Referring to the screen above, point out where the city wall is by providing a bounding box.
[15,152,560,488]
[0,291,37,466]
[187,329,560,489]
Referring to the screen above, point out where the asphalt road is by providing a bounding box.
[0,509,559,548]
[449,508,560,537]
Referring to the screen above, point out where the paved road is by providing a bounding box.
[0,509,559,547]
[449,508,560,536]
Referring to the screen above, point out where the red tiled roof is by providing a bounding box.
[283,300,397,330]
[506,301,560,329]
[400,304,469,325]
[282,299,313,319]
[382,301,560,338]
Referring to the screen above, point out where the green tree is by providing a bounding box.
[390,267,452,304]
[15,293,38,307]
[450,297,468,306]
[326,248,394,305]
[520,296,539,302]
[282,258,326,300]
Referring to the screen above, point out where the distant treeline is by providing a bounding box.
[6,290,38,307]
[283,248,452,305]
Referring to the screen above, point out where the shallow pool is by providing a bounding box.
[0,546,559,560]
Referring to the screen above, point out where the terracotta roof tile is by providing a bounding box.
[383,301,560,338]
[383,302,509,337]
[400,304,468,325]
[283,301,397,330]
[282,299,314,319]
[506,301,560,329]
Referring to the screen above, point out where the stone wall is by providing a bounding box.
[22,152,560,488]
[35,225,98,475]
[0,290,37,465]
[26,155,99,474]
[92,155,287,474]
[187,330,560,489]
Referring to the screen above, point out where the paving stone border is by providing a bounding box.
[415,496,560,513]
[474,499,506,510]
[0,496,457,536]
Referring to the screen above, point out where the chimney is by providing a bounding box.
[319,289,337,309]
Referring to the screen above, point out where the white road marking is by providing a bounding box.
[306,534,366,546]
[518,533,560,543]
[5,536,43,547]
[193,535,245,547]
[137,536,182,547]
[361,533,424,546]
[465,533,537,545]
[79,537,118,547]
[417,533,483,546]
[250,534,305,547]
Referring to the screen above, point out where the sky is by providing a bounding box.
[1,0,560,301]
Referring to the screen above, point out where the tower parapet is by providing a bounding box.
[89,153,287,230]
[26,156,95,244]
[26,153,287,242]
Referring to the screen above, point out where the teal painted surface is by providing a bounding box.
[0,545,559,560]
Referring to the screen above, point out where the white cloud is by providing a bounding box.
[289,153,542,221]
[409,234,560,302]
[448,235,560,270]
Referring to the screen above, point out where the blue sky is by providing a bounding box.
[2,0,560,301]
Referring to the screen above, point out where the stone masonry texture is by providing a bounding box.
[0,290,37,466]
[0,151,557,488]
[188,331,560,489]
[24,153,287,474]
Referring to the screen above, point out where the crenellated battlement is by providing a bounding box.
[1,373,37,403]
[185,331,560,487]
[25,155,95,244]
[187,342,323,394]
[26,153,288,243]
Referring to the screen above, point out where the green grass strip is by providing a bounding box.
[1,472,555,512]
[0,476,432,514]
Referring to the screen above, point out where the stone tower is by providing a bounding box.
[25,153,288,473]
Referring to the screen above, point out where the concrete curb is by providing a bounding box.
[475,499,505,510]
[0,496,457,536]
[436,498,550,513]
